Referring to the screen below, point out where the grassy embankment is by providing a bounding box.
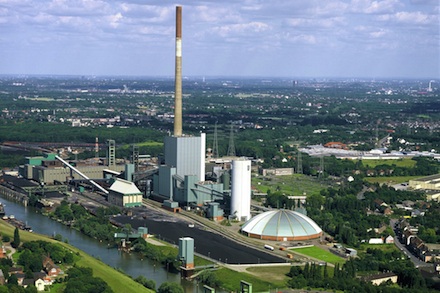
[0,220,151,293]
[2,220,290,292]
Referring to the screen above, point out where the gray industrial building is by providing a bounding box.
[19,153,124,185]
[164,134,206,182]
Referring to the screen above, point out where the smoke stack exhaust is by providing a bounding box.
[174,6,183,137]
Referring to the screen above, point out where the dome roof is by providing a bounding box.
[241,210,322,241]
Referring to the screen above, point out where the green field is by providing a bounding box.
[358,244,400,253]
[291,246,345,265]
[245,266,290,288]
[0,220,151,293]
[121,140,163,149]
[360,159,416,168]
[252,174,330,197]
[214,267,277,292]
[363,176,420,184]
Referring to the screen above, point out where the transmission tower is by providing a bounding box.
[318,156,324,179]
[212,122,219,158]
[297,151,303,174]
[227,123,236,157]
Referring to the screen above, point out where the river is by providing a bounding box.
[0,196,198,292]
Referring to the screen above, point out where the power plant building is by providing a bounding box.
[19,153,124,185]
[230,159,251,221]
[164,134,206,182]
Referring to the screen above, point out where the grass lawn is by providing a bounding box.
[121,141,163,149]
[0,220,151,293]
[291,246,345,265]
[360,159,416,168]
[358,244,400,253]
[245,266,290,288]
[214,267,276,292]
[363,176,421,184]
[252,174,330,197]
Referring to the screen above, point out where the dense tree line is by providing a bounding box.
[131,238,179,271]
[287,248,434,292]
[363,185,425,205]
[64,267,113,293]
[51,201,121,243]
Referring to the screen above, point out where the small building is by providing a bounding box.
[364,272,398,285]
[324,141,348,150]
[369,238,384,244]
[206,202,224,221]
[385,235,394,244]
[259,167,294,176]
[345,248,357,257]
[108,178,143,207]
[0,269,5,285]
[162,200,181,213]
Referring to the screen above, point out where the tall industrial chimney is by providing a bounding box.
[174,6,183,137]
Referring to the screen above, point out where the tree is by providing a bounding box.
[197,270,222,288]
[158,282,184,293]
[134,275,156,290]
[7,273,18,285]
[11,227,20,248]
[2,235,10,242]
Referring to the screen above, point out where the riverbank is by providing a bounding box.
[0,219,152,293]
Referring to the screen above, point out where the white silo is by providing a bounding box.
[231,158,251,221]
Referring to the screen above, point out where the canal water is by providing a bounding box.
[0,196,198,292]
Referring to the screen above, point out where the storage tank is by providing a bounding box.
[231,158,251,221]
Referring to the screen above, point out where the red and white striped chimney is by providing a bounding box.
[174,6,183,137]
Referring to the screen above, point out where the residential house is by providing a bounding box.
[385,235,394,244]
[22,278,46,292]
[42,256,62,277]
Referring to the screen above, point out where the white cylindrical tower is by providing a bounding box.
[231,158,251,221]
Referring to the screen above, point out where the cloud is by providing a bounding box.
[380,11,437,24]
[0,0,438,78]
[350,0,401,14]
[212,22,270,38]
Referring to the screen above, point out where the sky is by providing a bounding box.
[0,0,439,79]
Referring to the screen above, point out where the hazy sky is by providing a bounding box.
[0,0,438,78]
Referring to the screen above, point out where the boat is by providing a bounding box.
[0,203,5,216]
[1,215,32,232]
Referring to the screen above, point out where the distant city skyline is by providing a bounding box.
[0,0,438,79]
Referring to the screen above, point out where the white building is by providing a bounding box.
[231,158,251,221]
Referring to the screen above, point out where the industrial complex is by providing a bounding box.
[5,6,322,246]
